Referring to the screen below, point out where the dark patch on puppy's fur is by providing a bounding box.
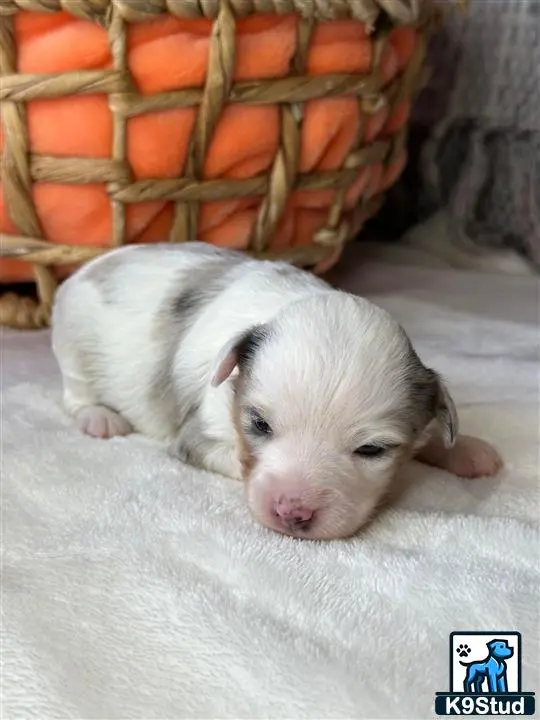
[172,289,203,316]
[148,255,244,433]
[399,329,458,444]
[236,325,271,373]
[228,325,273,479]
[170,257,243,328]
[231,388,256,480]
[171,283,222,324]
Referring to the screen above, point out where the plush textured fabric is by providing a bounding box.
[409,0,540,272]
[0,12,415,282]
[2,248,539,718]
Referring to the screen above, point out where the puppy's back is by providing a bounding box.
[51,243,326,440]
[51,244,246,436]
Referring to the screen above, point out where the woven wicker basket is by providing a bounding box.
[0,0,441,329]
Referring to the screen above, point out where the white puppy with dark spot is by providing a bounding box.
[52,243,502,540]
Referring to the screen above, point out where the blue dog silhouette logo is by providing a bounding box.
[435,631,535,716]
[458,638,513,693]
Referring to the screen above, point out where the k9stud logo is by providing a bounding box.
[435,632,535,716]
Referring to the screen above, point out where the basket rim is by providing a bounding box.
[0,0,439,27]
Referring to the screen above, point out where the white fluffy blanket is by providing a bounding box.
[2,252,539,719]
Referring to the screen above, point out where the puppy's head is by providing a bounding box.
[212,292,457,540]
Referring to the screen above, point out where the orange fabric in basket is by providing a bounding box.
[0,13,417,281]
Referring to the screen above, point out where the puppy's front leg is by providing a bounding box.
[414,432,503,479]
[168,411,242,480]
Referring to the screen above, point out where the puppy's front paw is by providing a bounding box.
[76,405,132,439]
[168,438,190,463]
[416,434,503,478]
[444,435,503,478]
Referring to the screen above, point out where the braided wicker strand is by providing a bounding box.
[248,16,310,253]
[0,0,426,24]
[107,4,130,248]
[171,0,237,243]
[1,14,57,326]
[314,33,390,251]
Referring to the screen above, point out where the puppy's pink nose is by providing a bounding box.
[274,496,314,530]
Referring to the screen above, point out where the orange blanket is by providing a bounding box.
[0,11,416,281]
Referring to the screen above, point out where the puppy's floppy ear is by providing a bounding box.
[430,370,458,448]
[211,324,269,387]
[406,332,458,447]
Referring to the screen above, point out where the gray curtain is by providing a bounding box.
[375,0,540,272]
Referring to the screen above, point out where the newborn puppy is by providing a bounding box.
[52,243,502,539]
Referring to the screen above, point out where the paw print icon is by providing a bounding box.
[456,644,471,658]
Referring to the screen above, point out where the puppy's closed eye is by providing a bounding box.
[353,444,396,459]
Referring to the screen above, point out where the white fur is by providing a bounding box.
[52,243,496,540]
